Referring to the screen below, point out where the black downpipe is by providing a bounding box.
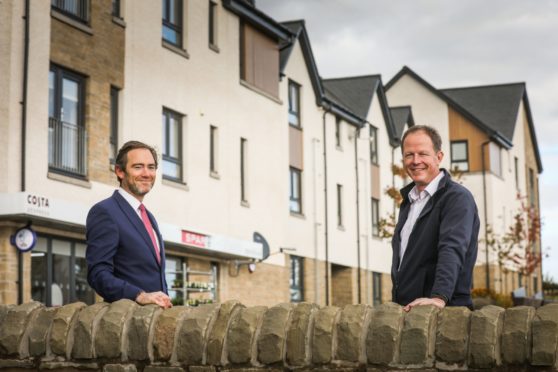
[481,141,490,290]
[18,0,31,305]
[322,106,330,305]
[354,125,362,303]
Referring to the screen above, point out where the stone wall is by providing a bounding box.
[0,301,557,371]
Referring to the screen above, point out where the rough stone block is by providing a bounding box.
[153,306,190,362]
[95,299,137,359]
[434,306,470,365]
[257,303,294,364]
[206,300,244,365]
[143,367,185,372]
[72,302,109,359]
[226,306,267,365]
[501,306,535,364]
[286,302,318,366]
[399,305,438,366]
[40,360,100,369]
[176,303,219,365]
[127,304,160,361]
[50,302,86,357]
[0,301,43,356]
[28,307,58,357]
[335,304,371,363]
[468,305,504,368]
[366,302,403,365]
[312,306,340,364]
[189,366,216,372]
[0,304,14,325]
[532,303,558,366]
[103,363,137,372]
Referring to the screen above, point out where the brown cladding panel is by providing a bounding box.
[448,106,489,172]
[371,164,380,199]
[289,126,303,170]
[242,23,279,97]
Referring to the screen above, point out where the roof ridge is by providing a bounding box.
[281,19,305,25]
[441,82,526,91]
[323,74,381,82]
[389,105,412,110]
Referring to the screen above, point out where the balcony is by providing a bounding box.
[51,0,90,23]
[48,117,87,178]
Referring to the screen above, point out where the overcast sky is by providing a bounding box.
[257,0,558,281]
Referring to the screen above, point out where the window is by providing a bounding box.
[240,22,279,97]
[529,168,535,207]
[372,272,382,306]
[48,65,87,177]
[369,126,378,164]
[290,256,304,302]
[162,108,183,181]
[210,125,218,174]
[289,167,302,213]
[208,0,217,48]
[335,117,341,148]
[337,184,343,227]
[165,256,186,306]
[241,138,248,203]
[162,0,183,47]
[450,140,469,172]
[489,142,501,177]
[112,0,121,18]
[372,198,380,237]
[31,236,95,306]
[51,0,90,23]
[513,156,519,190]
[288,80,301,127]
[109,86,119,164]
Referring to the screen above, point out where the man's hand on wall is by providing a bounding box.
[136,291,173,308]
[403,297,446,312]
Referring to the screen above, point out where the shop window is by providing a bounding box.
[31,236,95,306]
[450,140,469,172]
[290,256,303,302]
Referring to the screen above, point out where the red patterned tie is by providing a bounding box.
[139,204,161,264]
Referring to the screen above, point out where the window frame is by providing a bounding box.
[372,272,382,306]
[241,137,248,203]
[109,86,119,164]
[112,0,121,18]
[369,125,378,165]
[51,0,90,24]
[450,140,469,172]
[335,117,342,148]
[337,184,343,227]
[162,0,184,48]
[289,167,302,214]
[371,198,380,237]
[208,0,218,49]
[210,125,218,174]
[162,107,184,182]
[288,80,301,128]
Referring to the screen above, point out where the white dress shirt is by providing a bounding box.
[399,171,445,268]
[118,188,160,248]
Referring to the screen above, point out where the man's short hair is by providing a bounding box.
[115,141,158,184]
[401,125,442,153]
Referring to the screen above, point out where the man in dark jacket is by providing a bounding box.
[392,125,479,311]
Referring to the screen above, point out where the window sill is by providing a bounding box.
[51,10,93,35]
[162,178,189,191]
[336,145,343,152]
[112,16,126,28]
[48,171,92,189]
[239,80,282,104]
[337,225,345,231]
[209,43,220,53]
[162,40,190,59]
[241,200,250,208]
[289,211,305,219]
[210,171,220,180]
[289,123,303,131]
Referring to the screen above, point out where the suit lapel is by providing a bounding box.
[112,191,161,266]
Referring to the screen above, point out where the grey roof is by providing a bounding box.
[390,106,415,141]
[280,21,303,74]
[441,83,525,143]
[322,76,381,119]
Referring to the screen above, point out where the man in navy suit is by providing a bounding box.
[86,141,171,308]
[392,125,479,311]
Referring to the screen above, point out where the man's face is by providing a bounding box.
[115,148,157,200]
[402,131,443,191]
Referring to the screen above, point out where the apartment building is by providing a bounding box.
[386,66,543,296]
[0,0,401,307]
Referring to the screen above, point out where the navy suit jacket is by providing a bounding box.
[86,191,168,302]
[391,170,479,308]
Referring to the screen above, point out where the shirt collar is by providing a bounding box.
[118,187,142,211]
[408,170,445,203]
